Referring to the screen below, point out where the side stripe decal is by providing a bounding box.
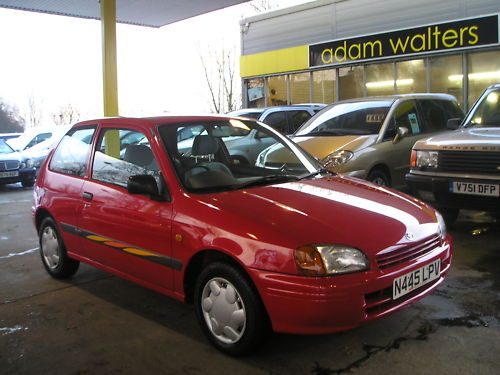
[60,223,183,270]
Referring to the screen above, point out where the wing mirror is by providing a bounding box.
[392,127,409,144]
[446,118,462,130]
[127,174,168,201]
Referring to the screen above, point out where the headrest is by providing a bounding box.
[124,144,154,167]
[192,135,219,155]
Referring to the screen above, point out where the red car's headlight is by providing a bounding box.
[295,245,369,276]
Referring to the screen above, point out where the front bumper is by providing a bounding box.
[248,236,452,334]
[406,173,500,212]
[0,168,36,185]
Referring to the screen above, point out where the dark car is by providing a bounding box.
[228,104,326,135]
[225,104,326,164]
[0,140,37,187]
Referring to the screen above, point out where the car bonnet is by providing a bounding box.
[196,175,441,256]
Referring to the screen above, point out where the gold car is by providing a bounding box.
[256,94,464,189]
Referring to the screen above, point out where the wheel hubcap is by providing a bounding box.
[41,226,60,269]
[201,277,246,344]
[372,176,387,186]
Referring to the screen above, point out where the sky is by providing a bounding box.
[0,0,313,127]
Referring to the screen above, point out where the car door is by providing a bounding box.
[42,126,97,255]
[77,124,175,290]
[377,100,425,189]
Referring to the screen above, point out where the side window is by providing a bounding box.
[418,100,450,133]
[386,101,419,140]
[92,128,159,189]
[26,132,52,149]
[440,100,464,120]
[263,111,287,133]
[50,127,96,176]
[288,111,312,133]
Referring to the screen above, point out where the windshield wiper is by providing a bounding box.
[299,166,336,180]
[235,174,301,189]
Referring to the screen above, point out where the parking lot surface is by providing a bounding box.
[1,184,499,375]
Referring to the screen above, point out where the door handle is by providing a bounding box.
[82,192,93,201]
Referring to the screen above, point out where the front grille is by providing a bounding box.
[0,161,20,171]
[376,235,441,270]
[364,277,441,317]
[438,150,500,175]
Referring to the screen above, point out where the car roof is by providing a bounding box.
[228,108,263,114]
[315,94,458,111]
[73,114,249,130]
[331,93,458,105]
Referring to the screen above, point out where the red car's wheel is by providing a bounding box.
[194,262,270,356]
[39,217,79,278]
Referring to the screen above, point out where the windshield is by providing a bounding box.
[465,88,500,128]
[0,140,14,154]
[159,119,322,193]
[295,101,393,136]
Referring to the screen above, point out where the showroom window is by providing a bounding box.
[467,50,500,107]
[430,54,463,107]
[312,69,336,104]
[339,66,364,100]
[267,75,288,106]
[290,72,310,104]
[247,78,265,108]
[396,59,426,94]
[49,127,96,177]
[366,62,394,96]
[244,48,500,111]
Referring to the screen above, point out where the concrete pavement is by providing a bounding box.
[1,185,499,374]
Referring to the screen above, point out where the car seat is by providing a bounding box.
[185,135,233,186]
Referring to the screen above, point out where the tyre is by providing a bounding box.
[21,178,35,188]
[367,169,390,187]
[194,262,270,356]
[39,217,80,278]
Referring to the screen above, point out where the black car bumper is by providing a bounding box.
[406,173,500,213]
[0,168,36,185]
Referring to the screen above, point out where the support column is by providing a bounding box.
[100,0,119,117]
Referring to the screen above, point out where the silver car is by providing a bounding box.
[406,84,500,222]
[226,104,325,164]
[257,94,464,189]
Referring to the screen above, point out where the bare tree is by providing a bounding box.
[26,93,43,128]
[0,99,24,133]
[200,44,240,113]
[199,1,287,113]
[248,0,280,13]
[52,103,81,125]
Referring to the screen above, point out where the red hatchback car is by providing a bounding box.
[33,116,452,355]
